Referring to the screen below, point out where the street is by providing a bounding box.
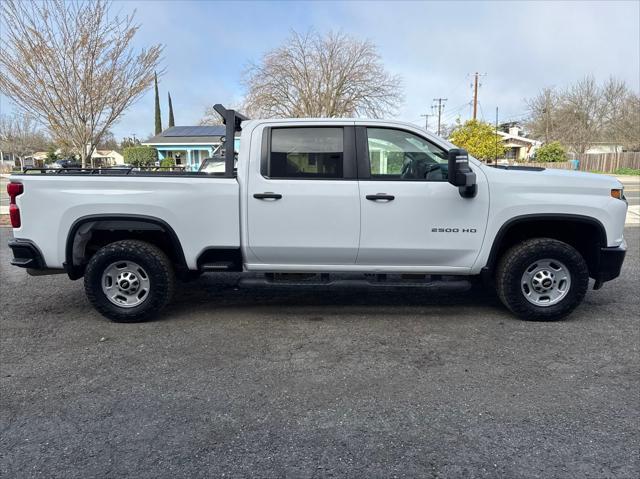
[618,175,640,226]
[0,175,9,214]
[1,226,638,478]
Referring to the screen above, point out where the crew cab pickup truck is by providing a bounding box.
[7,105,627,322]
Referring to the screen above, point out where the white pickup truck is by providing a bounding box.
[7,105,627,322]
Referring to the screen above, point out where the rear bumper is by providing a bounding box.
[8,239,45,269]
[593,239,626,289]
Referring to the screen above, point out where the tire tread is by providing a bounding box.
[84,240,175,322]
[495,238,589,321]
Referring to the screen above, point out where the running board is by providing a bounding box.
[238,275,472,292]
[200,261,235,272]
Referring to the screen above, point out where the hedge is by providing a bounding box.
[124,146,157,166]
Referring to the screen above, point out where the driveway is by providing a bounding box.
[1,227,639,478]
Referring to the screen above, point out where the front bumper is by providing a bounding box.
[593,239,627,289]
[8,239,45,269]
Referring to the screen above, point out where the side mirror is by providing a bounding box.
[447,148,477,198]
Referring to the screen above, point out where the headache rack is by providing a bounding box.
[213,104,249,177]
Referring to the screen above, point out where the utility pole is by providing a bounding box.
[420,113,433,131]
[472,72,480,120]
[432,98,447,136]
[495,106,499,165]
[470,72,487,121]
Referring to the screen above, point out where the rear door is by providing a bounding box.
[246,124,360,266]
[356,125,489,270]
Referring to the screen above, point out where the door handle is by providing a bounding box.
[366,194,395,201]
[253,192,282,200]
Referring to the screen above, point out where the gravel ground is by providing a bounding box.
[1,227,638,478]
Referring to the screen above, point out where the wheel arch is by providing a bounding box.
[483,214,607,279]
[65,214,188,279]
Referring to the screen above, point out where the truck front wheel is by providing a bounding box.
[84,240,175,322]
[496,238,589,321]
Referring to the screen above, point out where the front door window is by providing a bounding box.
[366,128,448,181]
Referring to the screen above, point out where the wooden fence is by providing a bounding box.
[521,152,640,173]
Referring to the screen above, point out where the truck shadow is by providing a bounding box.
[166,273,507,321]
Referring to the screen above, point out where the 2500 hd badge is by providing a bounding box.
[432,228,478,233]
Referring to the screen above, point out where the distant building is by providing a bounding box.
[91,150,124,167]
[23,151,49,168]
[497,125,541,161]
[583,143,625,155]
[143,125,226,171]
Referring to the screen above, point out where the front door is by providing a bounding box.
[246,125,360,266]
[356,126,489,270]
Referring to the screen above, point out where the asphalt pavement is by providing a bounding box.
[1,226,639,478]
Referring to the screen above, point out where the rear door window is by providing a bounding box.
[268,127,344,179]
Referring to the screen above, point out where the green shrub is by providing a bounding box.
[613,167,640,176]
[535,141,567,162]
[590,168,640,176]
[160,157,175,168]
[449,119,507,161]
[45,147,59,164]
[124,146,157,166]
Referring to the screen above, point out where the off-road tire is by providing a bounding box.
[84,240,175,322]
[496,238,589,321]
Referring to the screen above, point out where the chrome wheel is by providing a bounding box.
[521,258,571,307]
[101,261,151,308]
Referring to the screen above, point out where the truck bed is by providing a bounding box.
[10,172,240,269]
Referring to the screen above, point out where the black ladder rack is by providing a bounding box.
[20,166,186,175]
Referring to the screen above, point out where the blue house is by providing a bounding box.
[143,125,225,171]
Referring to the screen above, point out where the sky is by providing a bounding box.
[2,0,639,140]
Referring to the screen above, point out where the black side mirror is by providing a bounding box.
[447,148,477,198]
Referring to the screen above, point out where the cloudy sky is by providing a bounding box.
[3,0,639,140]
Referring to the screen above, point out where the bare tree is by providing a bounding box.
[199,105,225,125]
[526,76,639,153]
[526,87,560,143]
[0,112,50,169]
[97,131,119,151]
[243,30,402,118]
[0,0,163,166]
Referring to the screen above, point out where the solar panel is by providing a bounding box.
[162,125,226,137]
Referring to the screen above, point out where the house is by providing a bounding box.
[584,143,625,155]
[0,151,18,172]
[23,151,49,168]
[143,125,226,171]
[497,125,541,161]
[90,149,124,167]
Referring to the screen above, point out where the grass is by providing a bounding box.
[589,167,640,176]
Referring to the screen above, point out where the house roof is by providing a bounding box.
[144,125,226,145]
[497,131,541,145]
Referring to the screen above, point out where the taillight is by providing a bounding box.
[7,182,23,228]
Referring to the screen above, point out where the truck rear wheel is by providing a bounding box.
[496,238,589,321]
[84,240,175,322]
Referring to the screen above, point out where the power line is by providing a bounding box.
[441,102,471,123]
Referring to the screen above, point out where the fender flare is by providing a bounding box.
[64,214,188,279]
[483,213,607,273]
